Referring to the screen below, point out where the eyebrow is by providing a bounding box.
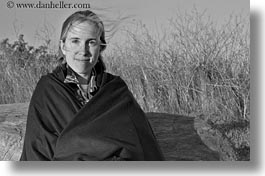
[70,37,80,39]
[68,37,97,40]
[68,37,80,40]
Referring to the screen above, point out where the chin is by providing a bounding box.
[78,66,92,73]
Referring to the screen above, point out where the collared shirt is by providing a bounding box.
[64,64,98,106]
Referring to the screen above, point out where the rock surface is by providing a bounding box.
[0,103,28,161]
[0,103,228,161]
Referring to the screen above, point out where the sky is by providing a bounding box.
[0,0,249,48]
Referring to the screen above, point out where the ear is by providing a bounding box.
[60,40,66,55]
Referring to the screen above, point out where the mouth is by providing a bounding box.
[75,58,91,62]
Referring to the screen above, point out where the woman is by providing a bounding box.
[20,10,164,161]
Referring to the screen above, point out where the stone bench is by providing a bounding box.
[0,103,235,161]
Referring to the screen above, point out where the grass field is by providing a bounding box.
[0,10,250,160]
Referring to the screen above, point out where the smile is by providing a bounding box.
[75,58,91,62]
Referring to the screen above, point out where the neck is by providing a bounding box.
[76,71,91,84]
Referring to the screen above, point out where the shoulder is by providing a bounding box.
[34,73,61,91]
[36,64,67,88]
[93,72,134,104]
[99,72,128,88]
[101,73,139,108]
[29,75,55,103]
[30,66,66,101]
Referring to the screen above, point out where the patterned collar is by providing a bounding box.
[64,64,98,104]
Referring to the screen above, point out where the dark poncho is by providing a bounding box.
[20,65,164,161]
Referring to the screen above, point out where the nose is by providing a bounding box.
[79,42,91,57]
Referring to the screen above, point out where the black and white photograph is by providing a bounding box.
[0,0,251,164]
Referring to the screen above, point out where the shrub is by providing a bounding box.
[0,35,57,104]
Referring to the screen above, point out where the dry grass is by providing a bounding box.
[103,10,250,160]
[0,38,57,103]
[0,10,250,160]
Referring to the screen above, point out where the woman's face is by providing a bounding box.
[61,21,101,76]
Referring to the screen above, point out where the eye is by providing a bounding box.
[71,39,80,44]
[88,40,97,47]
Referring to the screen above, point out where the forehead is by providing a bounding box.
[66,21,100,39]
